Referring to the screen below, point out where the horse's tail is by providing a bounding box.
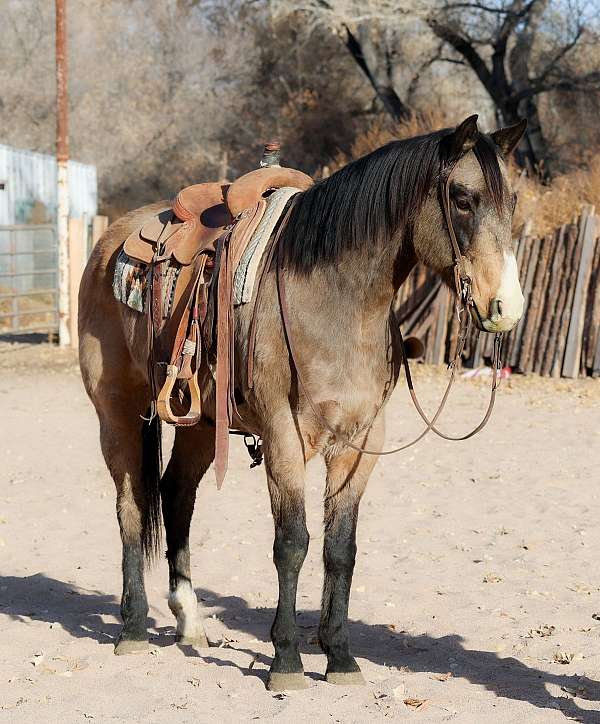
[141,409,163,563]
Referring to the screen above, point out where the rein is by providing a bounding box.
[263,161,502,456]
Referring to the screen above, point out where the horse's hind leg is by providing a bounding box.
[160,424,214,646]
[264,422,309,691]
[319,416,384,684]
[96,390,161,655]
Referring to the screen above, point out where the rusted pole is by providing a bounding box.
[56,0,70,347]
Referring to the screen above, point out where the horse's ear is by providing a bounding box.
[490,119,527,158]
[445,114,479,162]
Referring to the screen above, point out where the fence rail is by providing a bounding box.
[0,224,58,336]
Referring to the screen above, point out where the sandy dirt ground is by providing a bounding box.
[1,341,600,723]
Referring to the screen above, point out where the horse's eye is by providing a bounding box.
[454,197,471,212]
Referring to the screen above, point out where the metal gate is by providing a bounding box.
[0,224,58,336]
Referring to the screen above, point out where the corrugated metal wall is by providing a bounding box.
[0,144,97,225]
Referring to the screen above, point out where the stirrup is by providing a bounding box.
[156,365,203,426]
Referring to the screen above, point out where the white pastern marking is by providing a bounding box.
[494,252,524,322]
[168,583,199,637]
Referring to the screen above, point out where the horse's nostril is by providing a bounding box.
[490,298,502,319]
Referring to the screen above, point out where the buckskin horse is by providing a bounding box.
[78,115,526,690]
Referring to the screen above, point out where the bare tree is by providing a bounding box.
[0,0,252,213]
[272,1,425,121]
[427,0,600,174]
[343,21,413,121]
[0,0,380,211]
[271,1,498,128]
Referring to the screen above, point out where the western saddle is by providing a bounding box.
[120,147,313,486]
[123,166,312,267]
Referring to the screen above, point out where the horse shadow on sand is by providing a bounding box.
[2,573,600,722]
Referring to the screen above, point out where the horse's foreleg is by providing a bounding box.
[264,427,309,691]
[161,424,214,647]
[320,416,384,684]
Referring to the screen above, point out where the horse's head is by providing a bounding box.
[413,115,527,333]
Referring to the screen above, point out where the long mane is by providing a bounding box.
[279,129,504,274]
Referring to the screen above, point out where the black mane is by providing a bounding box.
[279,129,504,274]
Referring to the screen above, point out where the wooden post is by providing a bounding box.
[431,287,449,365]
[532,227,562,375]
[68,217,85,349]
[507,233,532,366]
[562,212,598,378]
[538,225,566,376]
[593,329,600,378]
[512,236,539,370]
[56,0,70,347]
[91,215,109,247]
[583,238,600,371]
[521,232,553,373]
[218,150,229,181]
[552,222,586,377]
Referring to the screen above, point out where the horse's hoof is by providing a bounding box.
[266,672,308,691]
[114,638,149,656]
[176,631,209,648]
[326,670,366,686]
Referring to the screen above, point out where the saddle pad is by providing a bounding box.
[113,248,180,315]
[233,186,300,305]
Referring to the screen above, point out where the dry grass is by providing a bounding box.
[513,157,600,236]
[327,112,600,237]
[326,110,448,175]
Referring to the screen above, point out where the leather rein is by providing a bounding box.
[249,160,503,456]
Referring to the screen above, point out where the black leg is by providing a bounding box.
[319,502,363,682]
[116,540,149,651]
[319,416,383,684]
[264,435,309,691]
[270,497,309,678]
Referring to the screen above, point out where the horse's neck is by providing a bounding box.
[324,232,415,315]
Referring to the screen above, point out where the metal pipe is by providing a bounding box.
[0,309,58,320]
[10,229,17,332]
[0,270,59,278]
[0,290,57,300]
[0,224,56,231]
[0,250,57,256]
[56,0,70,347]
[0,324,58,334]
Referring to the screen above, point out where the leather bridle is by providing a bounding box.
[249,159,503,456]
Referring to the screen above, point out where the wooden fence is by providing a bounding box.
[396,208,600,378]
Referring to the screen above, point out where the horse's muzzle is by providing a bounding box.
[473,297,523,333]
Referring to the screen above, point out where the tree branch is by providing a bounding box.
[534,26,584,86]
[512,70,600,102]
[427,17,494,93]
[343,24,411,122]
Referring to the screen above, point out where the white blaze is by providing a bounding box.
[493,252,524,322]
[482,252,524,332]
